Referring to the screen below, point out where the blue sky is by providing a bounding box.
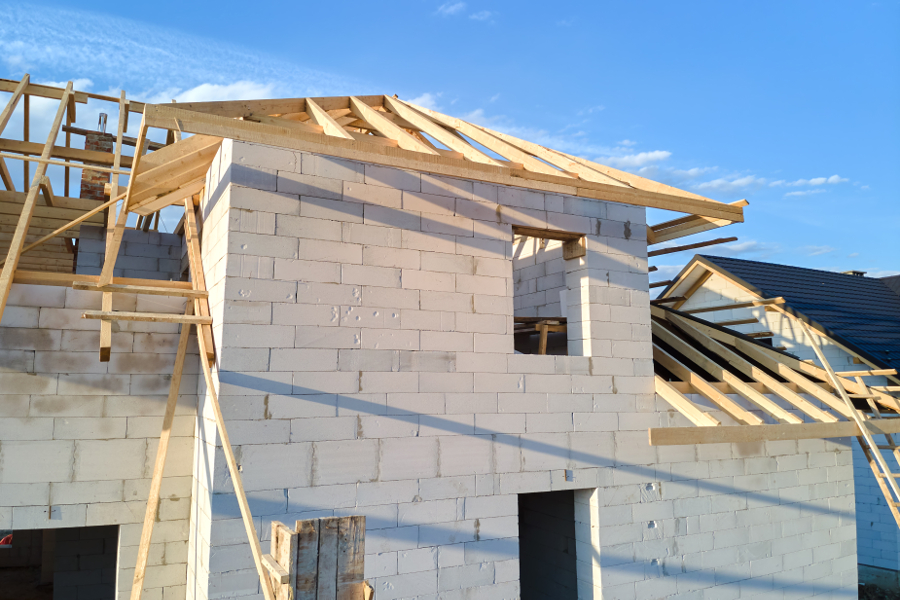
[1,0,898,281]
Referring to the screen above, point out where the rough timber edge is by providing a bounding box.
[143,103,744,222]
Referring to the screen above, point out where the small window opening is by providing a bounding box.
[513,231,580,355]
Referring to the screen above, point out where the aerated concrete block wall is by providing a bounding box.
[76,224,183,281]
[0,274,199,600]
[185,140,858,600]
[680,271,898,574]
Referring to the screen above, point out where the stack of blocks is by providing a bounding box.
[182,140,858,600]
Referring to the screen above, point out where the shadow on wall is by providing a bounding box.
[193,370,855,597]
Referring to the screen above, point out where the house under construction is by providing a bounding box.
[0,75,896,600]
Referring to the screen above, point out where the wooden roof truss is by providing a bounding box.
[651,304,900,529]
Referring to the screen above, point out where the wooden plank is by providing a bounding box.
[305,97,355,140]
[0,82,72,324]
[142,103,745,221]
[512,225,582,242]
[349,97,437,155]
[650,202,747,244]
[682,297,785,314]
[269,521,299,598]
[295,519,320,600]
[647,237,737,258]
[0,75,29,136]
[183,199,216,365]
[129,305,192,600]
[0,151,129,175]
[650,418,900,446]
[130,177,206,216]
[715,318,759,327]
[386,98,502,166]
[262,554,290,585]
[653,344,763,425]
[82,310,209,324]
[73,282,208,298]
[245,114,324,135]
[336,516,366,600]
[10,270,196,289]
[835,369,897,377]
[655,375,721,426]
[317,517,340,599]
[0,139,134,168]
[669,314,839,423]
[0,78,88,104]
[129,160,215,207]
[102,91,128,363]
[408,102,565,176]
[652,318,803,424]
[194,321,277,600]
[0,156,13,191]
[562,237,587,260]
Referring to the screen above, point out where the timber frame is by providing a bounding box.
[0,75,753,598]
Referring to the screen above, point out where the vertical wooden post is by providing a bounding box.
[270,522,299,599]
[295,519,320,600]
[22,94,29,192]
[182,198,215,365]
[336,516,366,600]
[316,517,340,598]
[129,304,193,600]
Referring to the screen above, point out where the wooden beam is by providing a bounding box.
[0,75,29,136]
[650,280,673,289]
[650,418,900,446]
[194,319,277,600]
[682,297,785,314]
[82,310,210,324]
[38,176,54,207]
[142,103,745,221]
[385,98,502,166]
[836,369,897,377]
[11,271,194,289]
[653,344,763,425]
[261,554,290,585]
[651,296,686,304]
[0,82,72,324]
[512,225,582,242]
[130,177,206,216]
[652,318,803,424]
[406,102,565,176]
[183,199,216,365]
[668,314,839,423]
[650,201,748,244]
[715,318,759,327]
[349,97,437,155]
[0,77,88,105]
[101,91,128,363]
[244,114,323,135]
[296,98,353,139]
[654,375,721,426]
[129,305,192,600]
[73,282,208,298]
[732,338,854,418]
[0,152,129,175]
[0,156,13,192]
[0,139,134,168]
[647,236,738,258]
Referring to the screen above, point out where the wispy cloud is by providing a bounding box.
[408,92,442,110]
[695,175,767,198]
[770,174,848,187]
[618,139,637,147]
[705,239,783,260]
[469,10,494,20]
[599,150,671,169]
[436,2,467,16]
[556,18,576,26]
[802,245,835,256]
[489,93,500,103]
[784,189,827,198]
[577,105,605,116]
[867,269,900,278]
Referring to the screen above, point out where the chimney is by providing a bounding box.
[78,113,115,201]
[842,270,866,277]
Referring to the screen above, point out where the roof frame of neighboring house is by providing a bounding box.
[657,255,900,386]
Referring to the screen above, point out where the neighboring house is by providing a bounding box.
[659,255,900,587]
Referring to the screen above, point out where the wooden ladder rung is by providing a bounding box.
[82,310,213,324]
[876,445,898,451]
[849,394,880,399]
[876,473,900,479]
[73,282,208,298]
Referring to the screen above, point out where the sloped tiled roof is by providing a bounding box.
[698,255,900,372]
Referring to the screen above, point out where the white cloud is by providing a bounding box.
[577,105,605,116]
[867,269,900,278]
[770,174,848,187]
[436,2,466,16]
[599,150,671,169]
[784,189,827,198]
[469,10,493,20]
[695,175,767,197]
[618,139,637,147]
[407,92,442,110]
[489,93,500,102]
[706,239,782,260]
[803,245,835,256]
[848,253,860,258]
[145,81,276,104]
